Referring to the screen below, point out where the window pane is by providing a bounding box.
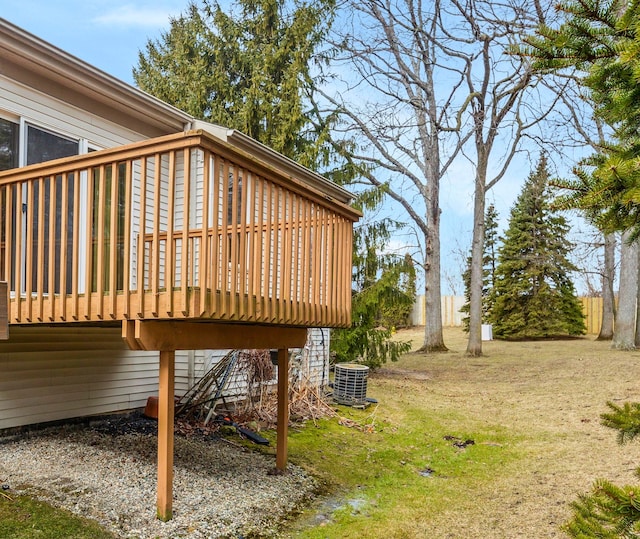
[26,125,78,165]
[0,118,19,171]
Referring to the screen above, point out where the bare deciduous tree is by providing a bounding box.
[598,233,616,340]
[614,231,637,349]
[319,0,553,353]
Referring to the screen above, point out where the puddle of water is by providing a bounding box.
[311,495,367,525]
[419,467,435,477]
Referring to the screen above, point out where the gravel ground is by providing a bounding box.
[0,414,318,538]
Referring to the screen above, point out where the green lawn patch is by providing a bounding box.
[283,399,524,539]
[0,493,115,539]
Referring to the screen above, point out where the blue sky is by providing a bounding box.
[2,2,598,295]
[4,1,188,84]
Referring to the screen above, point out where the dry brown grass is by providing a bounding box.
[379,326,640,538]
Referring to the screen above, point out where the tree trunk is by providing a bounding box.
[635,244,640,348]
[419,178,447,352]
[612,230,637,349]
[597,232,616,340]
[466,175,486,356]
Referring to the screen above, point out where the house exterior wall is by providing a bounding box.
[0,73,178,431]
[0,74,151,151]
[0,327,164,430]
[291,328,330,388]
[0,328,330,431]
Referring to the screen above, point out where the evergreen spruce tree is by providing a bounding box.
[523,0,640,234]
[489,156,586,339]
[134,0,335,169]
[524,4,640,534]
[461,203,499,331]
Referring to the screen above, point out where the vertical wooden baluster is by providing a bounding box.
[25,180,35,322]
[109,164,119,319]
[301,199,311,325]
[199,151,211,317]
[324,209,333,325]
[238,167,248,320]
[0,187,4,283]
[59,173,69,321]
[165,152,176,318]
[245,173,256,320]
[332,214,339,327]
[210,154,220,317]
[332,214,342,327]
[83,169,95,320]
[4,186,12,321]
[250,176,264,321]
[137,158,147,318]
[263,182,273,322]
[291,195,301,325]
[122,161,133,319]
[312,206,322,326]
[181,149,191,317]
[95,166,106,319]
[271,186,280,323]
[35,178,45,321]
[343,218,353,326]
[281,191,292,324]
[229,165,239,319]
[13,182,22,322]
[46,177,57,322]
[220,160,230,318]
[71,171,81,320]
[343,219,353,325]
[152,154,162,317]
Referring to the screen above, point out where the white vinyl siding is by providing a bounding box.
[0,75,150,150]
[0,326,195,430]
[0,64,333,432]
[0,327,330,432]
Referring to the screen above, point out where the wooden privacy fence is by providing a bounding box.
[412,295,606,335]
[0,130,358,327]
[580,296,603,335]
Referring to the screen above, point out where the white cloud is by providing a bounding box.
[92,5,175,28]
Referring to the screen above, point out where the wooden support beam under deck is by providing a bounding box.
[157,349,175,522]
[276,348,289,472]
[122,320,308,351]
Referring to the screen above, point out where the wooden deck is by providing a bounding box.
[0,130,359,328]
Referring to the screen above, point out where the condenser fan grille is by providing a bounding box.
[333,363,369,405]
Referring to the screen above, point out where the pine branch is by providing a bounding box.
[564,479,640,538]
[601,401,640,445]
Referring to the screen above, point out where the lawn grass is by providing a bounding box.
[284,405,523,538]
[281,338,527,538]
[280,327,640,538]
[0,493,115,538]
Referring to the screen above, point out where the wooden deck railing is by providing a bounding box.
[0,131,359,327]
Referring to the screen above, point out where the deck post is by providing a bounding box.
[157,349,175,521]
[276,348,289,472]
